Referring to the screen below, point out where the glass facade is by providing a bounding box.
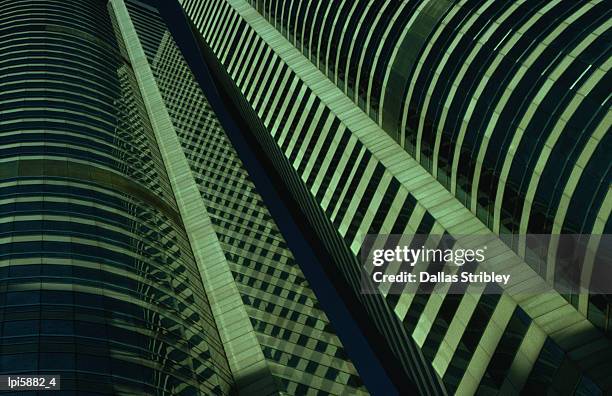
[2,0,609,394]
[0,0,232,394]
[178,0,612,394]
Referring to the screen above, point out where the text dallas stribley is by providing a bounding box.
[369,245,511,286]
[372,270,511,286]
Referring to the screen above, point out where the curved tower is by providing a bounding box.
[0,0,232,393]
[245,0,612,281]
[244,0,610,239]
[178,0,612,394]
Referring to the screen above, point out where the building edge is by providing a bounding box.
[109,0,280,394]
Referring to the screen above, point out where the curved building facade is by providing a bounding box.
[179,0,612,394]
[249,0,611,225]
[0,0,232,394]
[246,0,612,343]
[253,0,611,233]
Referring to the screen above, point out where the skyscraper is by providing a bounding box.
[1,0,366,394]
[117,0,367,394]
[178,0,611,394]
[0,0,233,393]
